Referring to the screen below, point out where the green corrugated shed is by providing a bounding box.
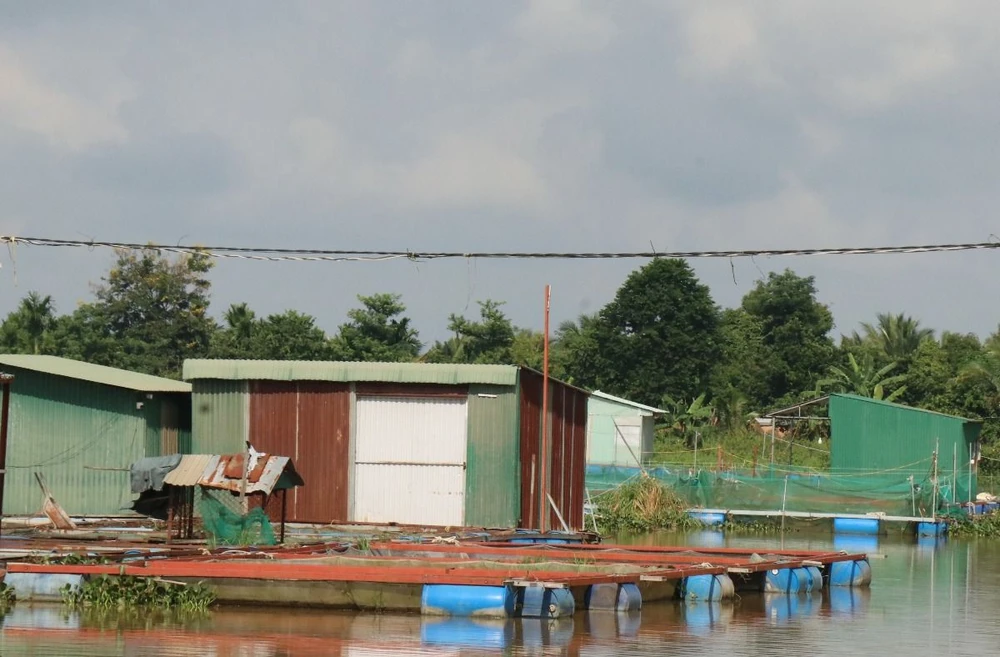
[0,356,192,516]
[184,360,518,386]
[830,393,980,500]
[586,391,665,467]
[464,384,521,527]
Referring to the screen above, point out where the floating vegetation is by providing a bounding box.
[595,476,703,534]
[948,512,1000,538]
[39,554,110,566]
[0,583,16,610]
[61,575,215,612]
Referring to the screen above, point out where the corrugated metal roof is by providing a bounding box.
[831,393,981,424]
[183,360,518,386]
[0,355,191,393]
[591,390,667,415]
[198,454,304,494]
[163,454,218,486]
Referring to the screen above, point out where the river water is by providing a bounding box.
[1,532,997,656]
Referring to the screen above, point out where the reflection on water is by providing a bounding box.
[2,535,1000,656]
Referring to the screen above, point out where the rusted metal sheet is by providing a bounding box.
[518,370,588,530]
[295,382,350,523]
[519,370,542,529]
[248,381,350,523]
[199,455,303,495]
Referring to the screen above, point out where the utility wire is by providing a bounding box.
[2,235,1000,264]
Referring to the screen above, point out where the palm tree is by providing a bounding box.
[817,352,908,402]
[224,303,257,342]
[21,292,55,355]
[859,312,934,360]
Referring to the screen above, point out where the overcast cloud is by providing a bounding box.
[1,1,999,344]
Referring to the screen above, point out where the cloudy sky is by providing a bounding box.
[1,1,999,345]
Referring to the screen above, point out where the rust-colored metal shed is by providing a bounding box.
[183,360,588,530]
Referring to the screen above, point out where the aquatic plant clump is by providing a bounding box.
[948,512,1000,538]
[61,575,216,612]
[595,475,702,534]
[0,583,16,610]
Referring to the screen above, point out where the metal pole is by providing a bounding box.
[0,375,13,542]
[540,284,551,531]
[239,445,250,515]
[910,475,916,517]
[781,475,789,533]
[693,431,698,472]
[585,487,599,533]
[953,444,958,509]
[969,444,974,507]
[932,441,939,523]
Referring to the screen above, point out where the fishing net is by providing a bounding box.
[199,490,276,546]
[586,464,976,517]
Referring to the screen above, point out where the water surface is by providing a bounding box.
[2,532,996,656]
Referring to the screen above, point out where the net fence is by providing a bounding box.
[586,463,977,518]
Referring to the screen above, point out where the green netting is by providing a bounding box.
[586,464,977,517]
[199,493,276,546]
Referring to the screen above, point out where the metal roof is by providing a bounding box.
[183,359,519,386]
[830,393,981,424]
[0,355,191,393]
[163,454,218,486]
[591,390,667,415]
[199,454,304,494]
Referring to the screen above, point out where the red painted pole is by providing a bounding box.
[0,375,12,542]
[540,285,551,531]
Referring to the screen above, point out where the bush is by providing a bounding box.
[595,475,702,534]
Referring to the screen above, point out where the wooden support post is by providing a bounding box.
[280,488,288,544]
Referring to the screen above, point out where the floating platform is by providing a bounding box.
[686,508,951,537]
[2,540,872,617]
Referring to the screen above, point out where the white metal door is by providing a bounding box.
[352,396,468,526]
[613,416,644,467]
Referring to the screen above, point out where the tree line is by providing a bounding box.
[3,248,999,458]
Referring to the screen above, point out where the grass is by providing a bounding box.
[594,475,702,535]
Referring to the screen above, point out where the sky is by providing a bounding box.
[1,1,999,346]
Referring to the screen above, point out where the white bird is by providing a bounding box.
[246,440,265,473]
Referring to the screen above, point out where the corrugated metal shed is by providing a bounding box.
[183,360,517,386]
[0,355,191,392]
[464,384,520,528]
[1,362,191,516]
[830,393,980,499]
[587,392,663,467]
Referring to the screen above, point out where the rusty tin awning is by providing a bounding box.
[198,453,304,495]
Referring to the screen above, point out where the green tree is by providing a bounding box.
[859,312,934,360]
[251,311,332,360]
[0,291,57,354]
[710,308,767,409]
[81,248,216,378]
[425,300,515,364]
[817,352,908,402]
[741,270,835,406]
[510,328,545,371]
[333,293,421,362]
[551,313,600,385]
[583,259,721,407]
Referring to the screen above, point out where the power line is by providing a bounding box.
[2,234,1000,264]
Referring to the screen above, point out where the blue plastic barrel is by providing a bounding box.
[764,567,802,594]
[916,521,947,537]
[827,559,872,587]
[682,574,734,602]
[421,585,514,617]
[833,517,880,535]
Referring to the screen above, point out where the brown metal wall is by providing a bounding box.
[248,381,350,523]
[518,370,587,530]
[519,371,542,529]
